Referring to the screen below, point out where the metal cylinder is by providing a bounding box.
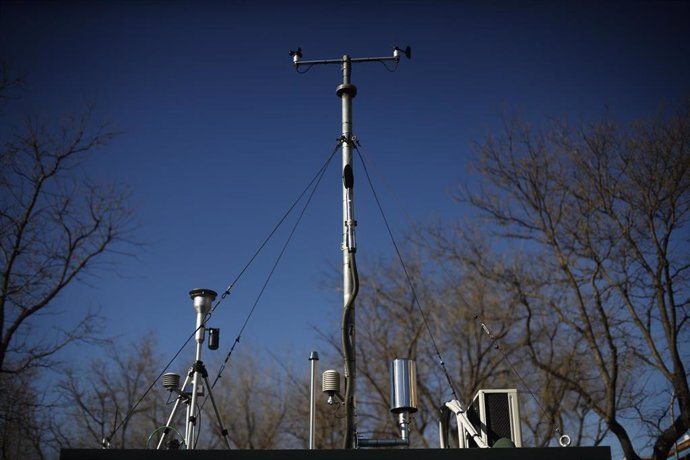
[309,352,319,449]
[208,328,219,350]
[390,359,418,414]
[190,288,216,346]
[189,288,217,315]
[163,373,180,391]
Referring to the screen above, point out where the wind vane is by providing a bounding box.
[290,46,411,449]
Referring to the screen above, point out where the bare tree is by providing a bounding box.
[206,350,292,449]
[258,351,344,450]
[460,106,690,459]
[0,370,48,459]
[57,335,167,449]
[425,226,614,447]
[282,376,346,449]
[316,248,534,448]
[0,63,21,101]
[158,349,340,450]
[0,111,132,374]
[0,65,134,457]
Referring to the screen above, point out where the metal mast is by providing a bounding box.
[157,289,231,450]
[291,46,410,448]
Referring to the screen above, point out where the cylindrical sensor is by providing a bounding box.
[322,369,341,394]
[208,328,219,350]
[163,372,180,391]
[390,358,418,414]
[189,288,217,316]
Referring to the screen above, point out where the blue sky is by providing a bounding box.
[2,0,690,446]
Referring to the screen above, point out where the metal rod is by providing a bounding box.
[357,438,409,447]
[201,372,232,449]
[440,400,489,449]
[156,372,191,449]
[338,54,359,449]
[309,351,319,449]
[186,289,216,449]
[186,318,205,447]
[159,289,233,450]
[296,56,399,67]
[291,47,409,449]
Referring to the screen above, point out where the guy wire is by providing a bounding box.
[103,141,340,447]
[212,140,344,313]
[354,141,459,401]
[207,141,341,391]
[102,326,197,448]
[355,139,567,445]
[476,314,567,443]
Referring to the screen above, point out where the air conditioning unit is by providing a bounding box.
[466,389,522,448]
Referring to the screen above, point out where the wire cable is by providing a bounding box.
[353,141,460,400]
[102,328,197,448]
[442,262,572,444]
[477,316,571,446]
[103,141,340,448]
[208,141,341,391]
[210,140,342,315]
[354,143,569,445]
[146,425,186,449]
[296,64,314,74]
[341,250,359,448]
[377,60,399,73]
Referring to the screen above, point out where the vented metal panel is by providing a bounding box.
[485,393,511,445]
[465,389,522,448]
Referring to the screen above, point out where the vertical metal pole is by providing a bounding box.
[336,54,359,449]
[185,380,194,447]
[187,314,205,448]
[186,289,216,449]
[309,351,319,449]
[338,54,357,260]
[292,47,408,450]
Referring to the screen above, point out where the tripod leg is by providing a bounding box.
[445,400,488,448]
[187,366,203,448]
[202,374,232,449]
[157,372,192,450]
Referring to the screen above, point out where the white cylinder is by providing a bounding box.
[322,369,341,394]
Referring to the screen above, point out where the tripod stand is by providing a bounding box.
[157,288,231,449]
